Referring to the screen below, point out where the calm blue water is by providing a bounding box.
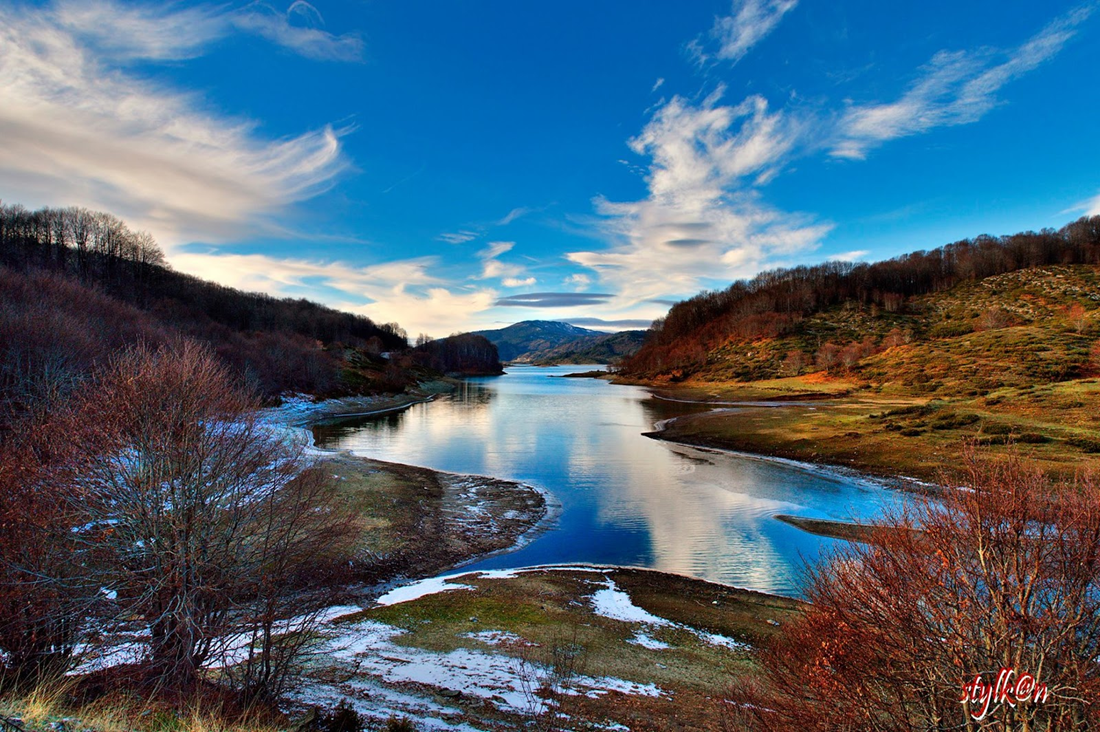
[312,365,899,596]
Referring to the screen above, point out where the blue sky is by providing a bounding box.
[2,0,1099,337]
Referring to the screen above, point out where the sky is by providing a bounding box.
[1,0,1099,338]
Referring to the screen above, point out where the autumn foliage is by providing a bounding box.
[0,202,409,401]
[731,452,1100,731]
[0,341,356,698]
[623,215,1100,379]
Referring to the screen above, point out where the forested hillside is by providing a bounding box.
[0,203,416,408]
[2,202,504,431]
[405,333,504,375]
[621,216,1100,388]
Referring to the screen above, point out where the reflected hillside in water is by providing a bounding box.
[311,366,897,596]
[314,379,496,443]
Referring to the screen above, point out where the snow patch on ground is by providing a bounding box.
[569,675,663,699]
[695,630,749,650]
[310,618,666,719]
[463,630,526,647]
[628,631,670,650]
[472,568,521,579]
[589,579,672,626]
[374,575,476,607]
[314,604,365,623]
[371,565,612,608]
[588,576,750,652]
[289,677,480,731]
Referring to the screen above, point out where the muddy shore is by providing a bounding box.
[265,392,552,599]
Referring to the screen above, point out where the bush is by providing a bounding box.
[731,450,1100,730]
[319,701,362,732]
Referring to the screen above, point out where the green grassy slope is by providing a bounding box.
[664,265,1098,394]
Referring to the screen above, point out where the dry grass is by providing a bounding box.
[0,682,287,732]
[307,567,801,730]
[317,451,546,586]
[650,385,1100,483]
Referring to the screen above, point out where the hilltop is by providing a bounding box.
[473,320,646,364]
[619,216,1100,481]
[472,320,601,361]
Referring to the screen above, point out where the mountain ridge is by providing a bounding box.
[471,320,646,363]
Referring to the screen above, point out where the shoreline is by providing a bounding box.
[265,391,558,602]
[623,374,1100,483]
[642,388,949,492]
[277,383,889,604]
[262,385,864,728]
[643,423,938,496]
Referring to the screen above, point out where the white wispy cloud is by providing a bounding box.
[497,206,531,225]
[437,205,535,245]
[569,88,829,304]
[502,276,536,287]
[693,0,798,66]
[480,241,515,259]
[52,0,364,64]
[171,250,497,337]
[832,4,1092,159]
[0,0,358,247]
[1088,192,1100,217]
[438,230,479,244]
[233,1,365,62]
[52,0,227,60]
[171,251,439,295]
[477,240,530,281]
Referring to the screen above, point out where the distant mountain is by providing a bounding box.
[528,330,648,365]
[472,320,600,361]
[471,320,646,364]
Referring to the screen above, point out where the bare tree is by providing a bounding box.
[780,350,806,377]
[814,342,840,372]
[70,341,355,692]
[1067,304,1088,334]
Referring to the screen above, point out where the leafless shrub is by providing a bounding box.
[976,306,1016,331]
[1067,304,1089,334]
[513,624,589,731]
[62,340,356,696]
[733,449,1100,730]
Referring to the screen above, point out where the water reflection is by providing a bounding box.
[312,365,898,596]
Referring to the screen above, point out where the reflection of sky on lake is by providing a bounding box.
[312,365,900,597]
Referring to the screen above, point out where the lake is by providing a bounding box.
[312,365,899,597]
